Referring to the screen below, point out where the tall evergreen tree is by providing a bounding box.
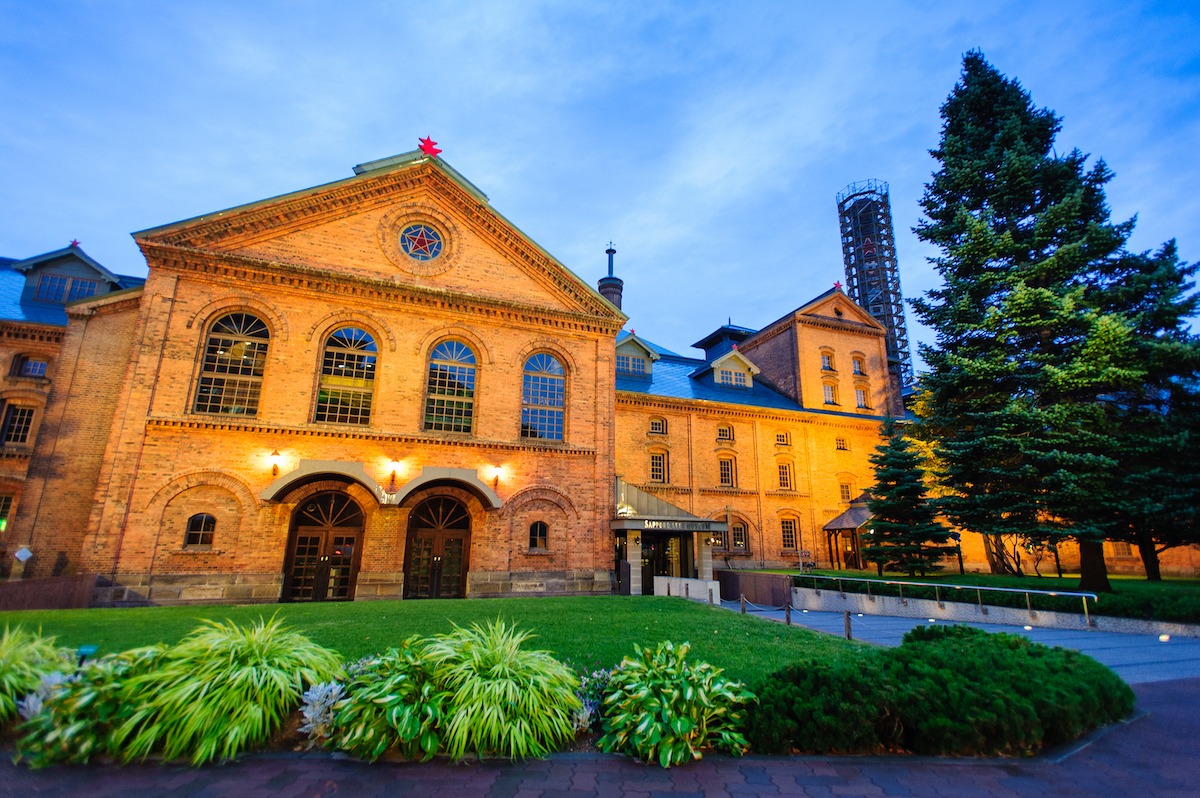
[864,419,953,577]
[912,52,1197,592]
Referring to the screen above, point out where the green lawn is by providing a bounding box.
[0,596,863,685]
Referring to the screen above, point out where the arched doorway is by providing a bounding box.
[282,491,365,601]
[404,496,471,599]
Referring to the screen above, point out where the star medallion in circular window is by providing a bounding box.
[378,204,459,276]
[399,224,443,261]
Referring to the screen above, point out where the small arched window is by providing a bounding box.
[194,313,270,416]
[521,353,565,440]
[315,327,377,425]
[185,513,216,548]
[529,520,548,550]
[424,340,476,433]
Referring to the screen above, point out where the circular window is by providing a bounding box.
[399,224,443,261]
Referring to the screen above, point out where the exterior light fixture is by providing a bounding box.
[387,460,401,493]
[1160,634,1171,642]
[269,450,281,477]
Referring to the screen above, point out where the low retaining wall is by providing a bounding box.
[653,576,719,604]
[0,574,97,611]
[715,570,790,606]
[792,586,1200,638]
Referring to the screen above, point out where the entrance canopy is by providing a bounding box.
[822,492,873,534]
[609,478,727,534]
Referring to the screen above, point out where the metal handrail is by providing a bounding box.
[793,574,1098,625]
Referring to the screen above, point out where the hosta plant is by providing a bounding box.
[0,625,71,724]
[598,641,756,768]
[424,620,580,759]
[111,616,343,765]
[16,646,165,767]
[326,641,446,762]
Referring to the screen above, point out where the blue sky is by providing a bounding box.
[2,1,1197,362]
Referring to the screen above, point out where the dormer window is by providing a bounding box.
[718,369,747,387]
[616,354,647,376]
[35,274,99,304]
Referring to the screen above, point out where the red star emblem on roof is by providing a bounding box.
[418,136,442,157]
[834,281,843,290]
[69,239,80,248]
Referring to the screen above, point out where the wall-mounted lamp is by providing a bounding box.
[632,535,641,546]
[269,450,281,477]
[487,464,503,488]
[387,460,401,493]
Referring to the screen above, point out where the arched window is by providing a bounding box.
[314,327,377,425]
[424,340,476,433]
[194,313,270,416]
[185,513,216,547]
[529,520,548,550]
[521,353,564,440]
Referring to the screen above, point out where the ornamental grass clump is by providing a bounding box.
[424,620,580,760]
[324,640,446,762]
[111,616,343,765]
[598,641,756,768]
[0,625,71,725]
[16,646,165,768]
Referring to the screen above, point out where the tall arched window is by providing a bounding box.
[314,327,377,425]
[194,313,270,416]
[521,353,564,440]
[424,340,476,433]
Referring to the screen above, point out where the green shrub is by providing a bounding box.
[15,646,165,767]
[111,617,343,764]
[325,640,446,762]
[0,626,70,725]
[598,641,755,768]
[746,656,895,754]
[749,625,1133,757]
[424,620,580,760]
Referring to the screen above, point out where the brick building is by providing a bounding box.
[0,150,965,604]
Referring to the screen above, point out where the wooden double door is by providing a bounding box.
[283,492,364,602]
[403,496,471,599]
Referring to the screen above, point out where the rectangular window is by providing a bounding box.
[649,418,667,434]
[711,530,725,549]
[852,358,865,375]
[717,369,747,387]
[616,354,646,375]
[836,437,849,451]
[840,483,853,502]
[778,463,793,490]
[731,522,748,551]
[823,384,837,405]
[1107,541,1134,558]
[820,353,833,370]
[781,518,797,550]
[719,457,736,487]
[856,388,869,409]
[775,432,790,445]
[35,275,99,304]
[19,359,48,378]
[1,406,35,445]
[650,452,668,483]
[717,424,734,441]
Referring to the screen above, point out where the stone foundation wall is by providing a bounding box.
[469,569,614,597]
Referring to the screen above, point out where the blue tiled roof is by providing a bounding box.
[617,351,804,412]
[0,253,146,327]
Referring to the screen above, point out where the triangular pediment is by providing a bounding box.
[134,152,624,323]
[795,288,883,330]
[615,333,661,362]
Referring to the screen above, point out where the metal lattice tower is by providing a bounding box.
[836,179,914,388]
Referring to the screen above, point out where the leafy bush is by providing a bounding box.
[598,641,755,768]
[0,626,70,724]
[111,617,343,764]
[749,624,1133,756]
[15,646,165,767]
[745,656,894,754]
[424,620,580,760]
[325,641,446,762]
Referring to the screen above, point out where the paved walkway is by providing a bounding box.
[2,677,1195,797]
[733,604,1200,684]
